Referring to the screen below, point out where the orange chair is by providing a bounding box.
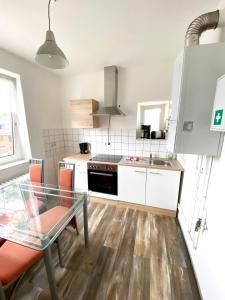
[0,214,9,247]
[26,159,45,216]
[29,159,44,183]
[58,161,79,235]
[29,206,71,234]
[29,205,72,268]
[0,241,42,299]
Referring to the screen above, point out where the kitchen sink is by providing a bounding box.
[149,159,171,167]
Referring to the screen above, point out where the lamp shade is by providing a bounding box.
[35,30,68,69]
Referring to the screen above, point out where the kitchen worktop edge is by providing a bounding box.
[63,153,184,172]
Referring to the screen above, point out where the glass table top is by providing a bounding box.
[0,176,88,250]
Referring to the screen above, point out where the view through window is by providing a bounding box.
[144,108,161,131]
[0,76,16,159]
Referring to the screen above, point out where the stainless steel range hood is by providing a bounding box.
[91,66,125,116]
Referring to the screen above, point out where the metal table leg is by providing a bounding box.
[83,195,89,248]
[43,246,59,300]
[0,283,6,300]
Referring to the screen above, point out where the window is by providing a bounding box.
[0,77,15,158]
[144,108,161,131]
[0,72,25,165]
[136,101,170,139]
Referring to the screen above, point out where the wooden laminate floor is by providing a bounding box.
[11,201,200,300]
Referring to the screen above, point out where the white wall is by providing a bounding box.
[0,49,63,183]
[60,61,173,128]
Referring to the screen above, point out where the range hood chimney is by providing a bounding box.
[91,66,125,116]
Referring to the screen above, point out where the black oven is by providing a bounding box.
[88,163,118,195]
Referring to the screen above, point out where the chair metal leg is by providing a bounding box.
[0,283,6,300]
[55,238,63,268]
[83,196,89,248]
[10,272,27,300]
[73,216,79,235]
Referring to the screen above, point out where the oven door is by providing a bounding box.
[88,169,117,195]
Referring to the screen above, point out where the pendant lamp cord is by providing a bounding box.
[48,0,51,30]
[48,0,56,30]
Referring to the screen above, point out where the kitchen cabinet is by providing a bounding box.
[74,162,88,190]
[70,99,99,128]
[146,168,180,210]
[118,166,146,204]
[167,43,225,156]
[118,165,181,211]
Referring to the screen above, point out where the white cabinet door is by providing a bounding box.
[118,166,146,204]
[75,162,88,190]
[146,169,180,210]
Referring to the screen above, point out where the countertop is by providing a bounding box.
[63,153,184,172]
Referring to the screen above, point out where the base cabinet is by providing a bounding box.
[118,165,181,210]
[118,166,146,204]
[74,162,88,190]
[146,169,180,210]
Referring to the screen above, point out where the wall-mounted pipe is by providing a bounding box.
[185,10,219,46]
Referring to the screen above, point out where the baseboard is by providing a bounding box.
[177,213,203,300]
[89,196,176,217]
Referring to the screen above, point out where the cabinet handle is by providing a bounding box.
[90,172,113,177]
[134,170,145,174]
[149,172,162,175]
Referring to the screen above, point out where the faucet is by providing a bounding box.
[149,153,153,164]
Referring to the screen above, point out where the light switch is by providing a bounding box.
[183,121,194,132]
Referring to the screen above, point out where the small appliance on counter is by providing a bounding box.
[151,130,165,139]
[79,143,90,154]
[141,125,151,139]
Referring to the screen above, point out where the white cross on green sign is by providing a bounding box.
[214,109,224,126]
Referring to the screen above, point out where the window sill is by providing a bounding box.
[0,159,28,171]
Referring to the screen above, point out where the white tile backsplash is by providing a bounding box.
[43,128,169,158]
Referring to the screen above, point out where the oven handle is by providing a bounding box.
[89,172,113,177]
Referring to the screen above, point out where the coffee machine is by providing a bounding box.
[141,125,151,139]
[79,143,90,154]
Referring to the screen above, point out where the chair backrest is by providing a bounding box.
[58,161,75,189]
[29,159,44,183]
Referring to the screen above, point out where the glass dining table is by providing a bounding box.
[0,175,89,300]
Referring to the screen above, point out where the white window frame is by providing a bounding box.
[137,101,170,130]
[0,70,30,166]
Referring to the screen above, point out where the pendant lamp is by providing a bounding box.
[35,0,68,69]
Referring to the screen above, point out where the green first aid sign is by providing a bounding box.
[213,109,224,126]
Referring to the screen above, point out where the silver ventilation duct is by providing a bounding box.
[91,66,125,116]
[185,10,219,46]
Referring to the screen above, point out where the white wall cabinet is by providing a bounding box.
[74,162,88,190]
[146,169,180,210]
[118,166,146,204]
[167,43,225,156]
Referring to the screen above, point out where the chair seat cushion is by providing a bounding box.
[0,241,42,285]
[29,206,70,234]
[25,198,45,216]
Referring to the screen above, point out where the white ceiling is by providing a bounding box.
[0,0,219,76]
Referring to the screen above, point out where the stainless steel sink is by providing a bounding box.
[149,159,171,167]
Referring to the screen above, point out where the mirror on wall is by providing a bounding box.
[136,100,170,139]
